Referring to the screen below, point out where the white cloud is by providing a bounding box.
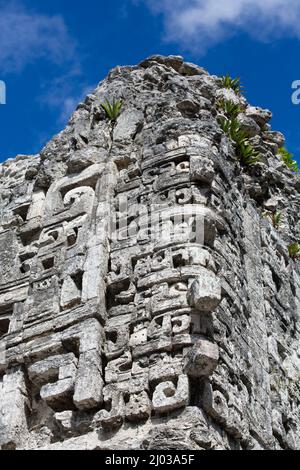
[0,1,87,121]
[0,1,77,72]
[142,0,300,52]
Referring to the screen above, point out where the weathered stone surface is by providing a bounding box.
[184,339,219,377]
[237,114,261,137]
[245,106,272,126]
[190,155,215,183]
[0,55,299,450]
[187,271,221,312]
[113,109,144,142]
[152,375,189,413]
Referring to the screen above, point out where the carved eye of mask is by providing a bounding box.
[48,230,59,241]
[173,282,187,292]
[63,186,94,207]
[163,384,176,398]
[176,162,189,172]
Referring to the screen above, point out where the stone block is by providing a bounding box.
[187,269,221,312]
[183,338,219,377]
[190,155,215,184]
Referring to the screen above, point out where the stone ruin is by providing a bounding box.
[0,55,300,450]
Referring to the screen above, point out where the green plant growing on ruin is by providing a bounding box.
[288,242,300,260]
[220,75,242,94]
[218,117,246,143]
[217,99,242,119]
[101,98,123,121]
[218,115,233,135]
[271,211,283,229]
[278,147,298,173]
[236,140,260,166]
[262,211,283,229]
[218,116,260,166]
[228,119,247,145]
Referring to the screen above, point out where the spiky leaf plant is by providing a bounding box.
[271,211,283,229]
[101,98,123,121]
[218,115,232,135]
[288,242,300,260]
[228,118,247,144]
[272,211,283,229]
[236,140,260,166]
[220,75,242,94]
[278,147,298,173]
[218,116,260,166]
[218,99,242,119]
[263,211,283,229]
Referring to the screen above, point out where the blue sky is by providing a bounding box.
[0,0,300,165]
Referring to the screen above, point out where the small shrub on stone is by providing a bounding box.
[101,98,123,121]
[217,99,242,119]
[288,242,300,260]
[278,147,298,173]
[220,75,242,94]
[262,211,283,229]
[218,116,260,166]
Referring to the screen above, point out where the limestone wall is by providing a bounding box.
[0,55,299,450]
